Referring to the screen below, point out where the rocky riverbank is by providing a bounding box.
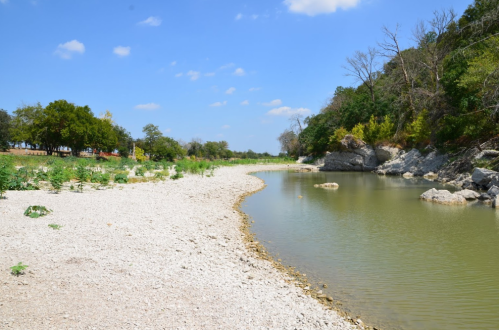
[0,164,356,330]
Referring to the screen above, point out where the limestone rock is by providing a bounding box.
[403,172,414,178]
[423,172,438,180]
[314,183,339,189]
[454,189,480,200]
[420,188,467,205]
[376,149,448,176]
[478,193,492,201]
[375,146,400,163]
[321,136,378,172]
[471,168,499,188]
[487,185,499,198]
[493,195,499,208]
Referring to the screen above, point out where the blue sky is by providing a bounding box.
[0,0,472,154]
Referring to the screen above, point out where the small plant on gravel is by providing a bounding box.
[75,161,90,192]
[48,224,62,230]
[114,173,128,184]
[170,172,184,180]
[50,165,64,193]
[10,262,28,276]
[135,166,146,177]
[24,205,52,218]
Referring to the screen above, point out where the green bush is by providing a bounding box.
[10,262,28,276]
[351,123,365,141]
[24,205,52,218]
[407,110,431,144]
[135,166,146,177]
[114,173,128,184]
[50,166,64,193]
[75,161,90,192]
[378,115,395,141]
[364,115,381,145]
[170,172,184,180]
[0,162,11,198]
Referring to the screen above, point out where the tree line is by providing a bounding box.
[0,100,273,161]
[279,0,499,157]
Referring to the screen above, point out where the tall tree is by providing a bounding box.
[0,109,11,151]
[142,124,162,157]
[343,47,381,103]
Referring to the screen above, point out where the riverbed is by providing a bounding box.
[242,171,499,330]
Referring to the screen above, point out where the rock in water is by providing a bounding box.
[376,149,447,176]
[487,185,499,198]
[321,135,378,172]
[375,146,400,163]
[454,189,480,200]
[314,183,339,189]
[420,188,467,205]
[471,168,499,187]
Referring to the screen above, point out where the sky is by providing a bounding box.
[0,0,473,154]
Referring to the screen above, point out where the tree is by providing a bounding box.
[142,124,162,157]
[187,138,204,157]
[153,136,185,161]
[278,129,299,157]
[10,103,43,148]
[343,47,381,103]
[0,109,11,151]
[113,125,133,157]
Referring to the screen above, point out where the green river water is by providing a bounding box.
[241,171,499,330]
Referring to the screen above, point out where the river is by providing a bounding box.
[241,171,499,330]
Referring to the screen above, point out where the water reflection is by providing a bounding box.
[243,171,499,330]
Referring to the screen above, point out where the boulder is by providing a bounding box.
[321,136,378,172]
[314,183,339,189]
[471,168,499,187]
[487,185,499,198]
[475,150,499,160]
[478,193,492,201]
[403,172,414,178]
[454,189,480,200]
[423,172,438,180]
[420,188,467,205]
[375,146,400,163]
[493,196,499,208]
[375,149,448,176]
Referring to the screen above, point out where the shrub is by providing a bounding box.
[114,173,128,184]
[90,172,103,183]
[407,110,431,145]
[24,205,52,218]
[135,147,147,162]
[351,123,365,141]
[170,172,184,180]
[135,166,146,177]
[364,115,381,145]
[0,162,11,198]
[75,161,90,193]
[118,146,129,159]
[50,166,64,193]
[35,169,49,181]
[378,115,395,141]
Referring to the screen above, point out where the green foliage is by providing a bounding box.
[363,115,381,145]
[351,123,365,140]
[170,172,184,180]
[75,161,90,192]
[10,262,28,276]
[114,173,128,184]
[378,116,395,141]
[0,160,12,198]
[0,109,11,151]
[407,110,431,144]
[24,205,52,218]
[48,224,62,230]
[153,136,186,161]
[49,165,64,193]
[135,166,146,177]
[8,167,39,191]
[135,146,146,162]
[154,170,169,180]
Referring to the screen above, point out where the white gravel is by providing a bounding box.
[0,164,355,330]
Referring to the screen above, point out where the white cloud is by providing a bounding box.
[267,106,311,116]
[225,87,236,94]
[233,68,246,76]
[241,100,250,106]
[210,101,227,107]
[175,73,183,77]
[263,99,282,107]
[54,40,85,59]
[187,70,200,81]
[249,87,261,92]
[252,14,259,19]
[113,46,131,57]
[205,72,216,77]
[222,125,230,129]
[171,61,177,66]
[0,0,8,4]
[220,63,235,70]
[283,0,360,16]
[135,103,161,110]
[235,13,243,20]
[138,16,162,26]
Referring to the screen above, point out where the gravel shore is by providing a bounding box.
[0,164,355,329]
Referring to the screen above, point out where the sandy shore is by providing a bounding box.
[0,164,355,329]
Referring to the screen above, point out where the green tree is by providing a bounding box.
[9,103,43,149]
[142,124,162,157]
[153,137,186,161]
[0,109,11,151]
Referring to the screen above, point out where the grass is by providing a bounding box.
[48,224,62,230]
[24,205,52,218]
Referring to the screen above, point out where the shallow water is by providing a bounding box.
[242,171,499,330]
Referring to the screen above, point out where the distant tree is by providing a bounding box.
[246,149,258,159]
[277,129,299,157]
[0,109,11,151]
[153,136,186,161]
[203,141,220,160]
[10,103,43,148]
[343,47,381,103]
[113,125,133,157]
[187,138,204,157]
[142,124,162,157]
